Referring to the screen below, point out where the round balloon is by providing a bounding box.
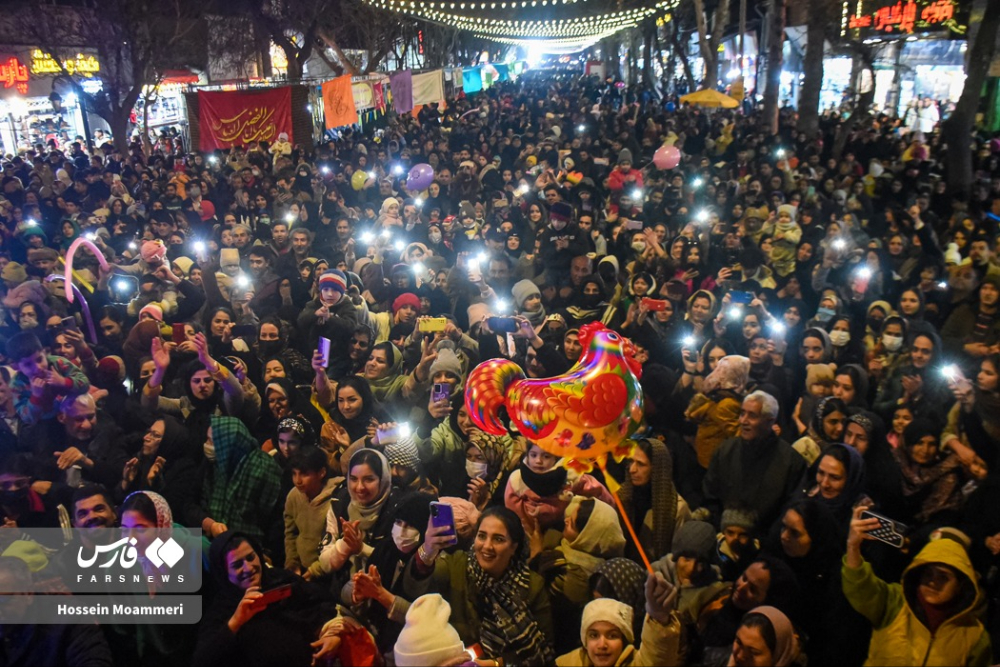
[464,322,644,467]
[406,163,434,191]
[351,170,368,191]
[653,145,681,170]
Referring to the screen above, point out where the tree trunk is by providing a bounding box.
[796,0,827,136]
[760,0,785,134]
[832,50,876,160]
[669,24,696,93]
[941,0,1000,197]
[109,107,131,155]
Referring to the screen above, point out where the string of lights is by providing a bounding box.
[366,0,675,43]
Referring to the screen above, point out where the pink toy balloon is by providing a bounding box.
[653,145,681,170]
[64,237,109,304]
[406,163,435,191]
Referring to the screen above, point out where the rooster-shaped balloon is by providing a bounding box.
[465,322,644,470]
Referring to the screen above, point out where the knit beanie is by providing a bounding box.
[429,340,462,380]
[392,492,434,534]
[27,247,58,264]
[777,204,797,223]
[141,240,167,264]
[394,594,465,667]
[618,148,633,165]
[385,436,420,472]
[549,201,573,224]
[671,520,716,561]
[580,598,634,646]
[721,508,758,531]
[512,279,541,310]
[318,269,347,295]
[805,363,835,389]
[138,304,163,322]
[220,248,241,271]
[1,262,26,284]
[458,200,476,220]
[172,256,194,277]
[392,292,421,314]
[944,243,961,266]
[95,355,126,388]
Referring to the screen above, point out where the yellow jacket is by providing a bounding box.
[842,538,992,666]
[556,612,682,667]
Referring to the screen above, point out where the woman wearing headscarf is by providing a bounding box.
[322,376,391,471]
[942,353,1000,475]
[307,448,401,586]
[766,500,868,667]
[361,341,419,416]
[686,356,750,469]
[791,396,849,465]
[115,415,200,512]
[617,438,688,564]
[108,490,207,667]
[727,606,800,667]
[254,377,326,445]
[344,492,435,655]
[193,531,340,667]
[189,416,282,544]
[795,443,867,533]
[404,506,556,666]
[590,557,649,642]
[894,417,965,526]
[464,429,515,510]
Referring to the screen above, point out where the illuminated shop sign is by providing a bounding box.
[30,49,101,76]
[0,56,29,94]
[848,0,966,36]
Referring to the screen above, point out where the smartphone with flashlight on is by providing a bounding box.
[941,364,972,394]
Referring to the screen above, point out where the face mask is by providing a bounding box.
[0,488,28,508]
[466,459,488,479]
[258,340,282,356]
[581,294,602,309]
[392,523,421,552]
[203,441,216,461]
[867,317,884,334]
[551,219,567,231]
[631,240,646,252]
[815,307,836,322]
[829,330,850,347]
[428,231,442,244]
[882,334,903,352]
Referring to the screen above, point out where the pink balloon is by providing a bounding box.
[406,163,435,191]
[653,145,681,170]
[63,237,109,304]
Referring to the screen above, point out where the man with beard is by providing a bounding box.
[27,393,127,491]
[247,246,282,318]
[52,483,119,577]
[702,391,806,532]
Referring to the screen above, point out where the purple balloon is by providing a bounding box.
[407,163,435,191]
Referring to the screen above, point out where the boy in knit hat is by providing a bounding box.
[765,204,802,277]
[556,573,681,666]
[512,278,547,328]
[608,148,644,199]
[393,594,470,667]
[714,507,761,582]
[537,201,588,288]
[296,268,358,378]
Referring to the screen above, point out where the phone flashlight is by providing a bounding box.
[692,177,704,188]
[856,266,873,280]
[495,298,508,313]
[321,166,330,175]
[729,306,743,320]
[577,124,586,133]
[115,279,130,292]
[393,164,404,175]
[237,274,250,288]
[194,241,207,253]
[398,422,411,438]
[208,155,218,164]
[476,252,488,265]
[128,241,137,250]
[379,229,391,238]
[833,239,846,250]
[776,148,786,159]
[938,281,948,289]
[394,239,405,252]
[631,189,643,200]
[368,171,377,179]
[415,197,424,207]
[412,262,426,276]
[696,209,709,223]
[683,335,695,347]
[941,364,958,380]
[85,232,96,241]
[26,219,38,226]
[770,321,786,334]
[360,231,374,244]
[285,212,295,223]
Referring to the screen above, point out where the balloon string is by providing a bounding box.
[599,458,653,574]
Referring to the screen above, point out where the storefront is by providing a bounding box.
[0,47,105,154]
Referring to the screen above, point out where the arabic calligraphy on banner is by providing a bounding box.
[198,87,293,151]
[0,56,29,94]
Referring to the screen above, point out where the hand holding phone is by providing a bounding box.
[431,382,452,403]
[317,337,331,368]
[487,316,519,333]
[252,583,292,609]
[641,297,669,312]
[859,510,907,549]
[430,501,458,545]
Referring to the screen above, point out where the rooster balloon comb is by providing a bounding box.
[465,322,644,472]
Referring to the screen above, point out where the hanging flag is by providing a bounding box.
[198,87,292,151]
[372,81,386,113]
[352,81,375,111]
[390,70,413,113]
[321,75,358,129]
[462,67,482,94]
[412,70,444,106]
[494,64,509,82]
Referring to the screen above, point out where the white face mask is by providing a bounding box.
[882,334,903,352]
[466,460,488,479]
[203,441,216,461]
[829,330,850,347]
[631,240,646,252]
[392,523,421,552]
[429,231,442,244]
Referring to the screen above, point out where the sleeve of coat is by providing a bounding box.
[841,556,904,630]
[633,612,683,667]
[64,622,114,667]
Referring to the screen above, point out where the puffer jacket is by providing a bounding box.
[842,538,992,666]
[685,391,742,468]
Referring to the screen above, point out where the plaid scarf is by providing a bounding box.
[467,553,554,665]
[205,416,281,541]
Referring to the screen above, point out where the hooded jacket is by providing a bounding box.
[842,538,991,666]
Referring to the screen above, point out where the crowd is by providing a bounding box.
[0,70,999,667]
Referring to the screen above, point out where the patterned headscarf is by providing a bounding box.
[702,355,751,395]
[467,430,509,497]
[124,490,173,528]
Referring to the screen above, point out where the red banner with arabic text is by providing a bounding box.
[198,88,292,151]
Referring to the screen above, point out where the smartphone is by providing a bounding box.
[61,316,79,331]
[860,510,907,549]
[432,382,452,403]
[624,218,643,231]
[641,297,669,312]
[430,501,457,543]
[253,583,292,608]
[318,337,331,367]
[730,291,754,305]
[418,317,448,333]
[231,324,255,338]
[172,323,187,343]
[487,316,519,333]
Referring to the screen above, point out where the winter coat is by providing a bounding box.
[555,612,682,667]
[842,538,992,666]
[686,391,742,469]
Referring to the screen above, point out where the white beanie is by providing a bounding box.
[394,594,465,667]
[944,242,961,266]
[581,598,634,646]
